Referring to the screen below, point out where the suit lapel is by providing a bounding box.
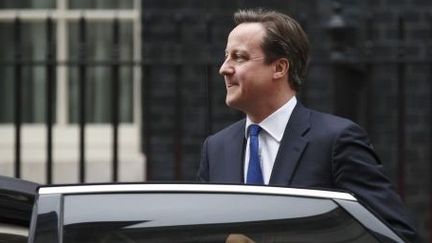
[269,103,310,185]
[223,120,246,183]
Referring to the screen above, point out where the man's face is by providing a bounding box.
[219,23,275,113]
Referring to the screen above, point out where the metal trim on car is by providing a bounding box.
[0,222,28,236]
[38,184,356,201]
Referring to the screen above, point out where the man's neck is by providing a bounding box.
[247,93,295,123]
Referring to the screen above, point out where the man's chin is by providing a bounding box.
[225,97,235,107]
[225,98,242,111]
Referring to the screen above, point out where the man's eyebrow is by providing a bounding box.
[225,49,249,55]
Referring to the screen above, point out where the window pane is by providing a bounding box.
[0,21,56,123]
[63,193,380,243]
[68,21,133,123]
[0,0,55,9]
[0,22,13,123]
[69,0,133,9]
[0,66,14,123]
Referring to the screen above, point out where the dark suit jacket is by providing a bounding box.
[197,103,419,242]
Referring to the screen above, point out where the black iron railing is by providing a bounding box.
[1,6,431,242]
[2,12,431,193]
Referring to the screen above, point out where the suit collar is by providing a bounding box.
[269,103,310,185]
[223,120,246,183]
[222,103,311,185]
[245,96,298,142]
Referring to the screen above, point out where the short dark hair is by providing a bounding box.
[234,9,310,91]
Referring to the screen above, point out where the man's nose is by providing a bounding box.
[219,59,234,76]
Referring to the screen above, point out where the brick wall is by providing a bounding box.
[359,1,431,239]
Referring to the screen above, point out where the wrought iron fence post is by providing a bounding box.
[141,13,152,180]
[396,15,406,199]
[111,18,120,182]
[174,14,184,180]
[13,17,22,179]
[78,16,87,183]
[46,17,55,184]
[326,1,364,122]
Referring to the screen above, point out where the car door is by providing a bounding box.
[0,176,38,243]
[29,184,405,243]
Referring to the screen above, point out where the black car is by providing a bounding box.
[30,183,405,243]
[0,178,405,242]
[0,176,38,243]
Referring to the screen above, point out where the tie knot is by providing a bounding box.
[249,124,261,137]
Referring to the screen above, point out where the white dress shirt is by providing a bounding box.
[244,96,297,184]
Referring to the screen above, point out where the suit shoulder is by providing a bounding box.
[209,119,245,139]
[309,109,356,127]
[306,108,365,136]
[303,108,374,155]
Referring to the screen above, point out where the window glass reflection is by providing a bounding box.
[0,0,55,9]
[68,0,133,9]
[63,193,379,243]
[68,21,133,123]
[0,22,56,123]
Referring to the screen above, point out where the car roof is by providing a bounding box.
[38,183,357,201]
[0,176,38,196]
[0,176,39,226]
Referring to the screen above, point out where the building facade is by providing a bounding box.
[0,0,430,240]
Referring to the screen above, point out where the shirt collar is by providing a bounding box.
[245,96,297,141]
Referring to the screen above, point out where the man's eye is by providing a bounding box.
[233,55,247,62]
[224,53,248,63]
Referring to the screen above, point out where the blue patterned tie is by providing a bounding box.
[246,124,263,184]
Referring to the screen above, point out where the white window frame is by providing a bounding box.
[0,0,145,184]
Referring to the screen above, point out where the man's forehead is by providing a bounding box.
[226,23,265,51]
[228,22,265,40]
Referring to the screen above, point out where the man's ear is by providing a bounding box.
[273,58,289,79]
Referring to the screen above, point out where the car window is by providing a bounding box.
[62,193,379,243]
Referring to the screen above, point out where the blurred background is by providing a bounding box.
[0,0,430,240]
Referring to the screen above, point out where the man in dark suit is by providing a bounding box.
[197,9,419,242]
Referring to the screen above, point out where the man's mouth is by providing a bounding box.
[226,81,238,88]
